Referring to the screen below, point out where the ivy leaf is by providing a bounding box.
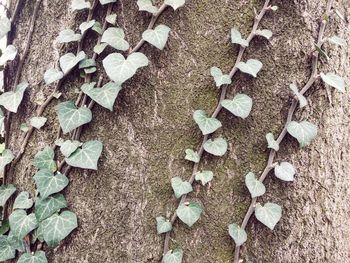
[289,83,307,108]
[137,0,159,14]
[236,59,263,77]
[193,110,222,135]
[245,172,265,198]
[59,51,86,74]
[56,101,92,134]
[156,216,172,234]
[203,138,228,156]
[228,223,247,246]
[184,149,199,163]
[320,72,345,93]
[103,52,149,85]
[176,202,203,227]
[32,147,57,172]
[142,24,171,50]
[44,68,64,85]
[106,14,117,25]
[210,67,232,87]
[0,82,28,113]
[255,29,272,39]
[65,140,103,170]
[221,94,252,119]
[274,161,295,182]
[0,150,14,172]
[101,27,129,51]
[81,81,122,111]
[231,28,249,47]
[0,235,15,261]
[59,140,81,157]
[0,220,9,235]
[79,20,96,34]
[9,210,38,239]
[0,184,16,206]
[0,17,11,39]
[162,248,183,263]
[195,170,213,186]
[33,169,69,199]
[18,251,48,263]
[71,0,91,10]
[8,231,25,251]
[13,192,33,210]
[328,36,346,46]
[35,194,68,222]
[0,45,17,66]
[92,21,103,35]
[171,177,193,198]
[255,203,282,230]
[56,29,81,43]
[99,0,117,5]
[164,0,186,10]
[39,211,78,247]
[0,143,5,154]
[265,133,279,151]
[93,43,108,55]
[30,117,47,130]
[287,121,317,147]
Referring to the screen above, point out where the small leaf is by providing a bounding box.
[71,0,91,10]
[221,93,252,119]
[92,21,103,35]
[32,147,57,172]
[210,67,231,87]
[142,24,171,50]
[56,29,81,43]
[30,117,47,130]
[156,216,172,234]
[328,35,346,46]
[79,20,96,34]
[171,177,193,198]
[59,51,86,74]
[79,59,96,69]
[274,161,295,182]
[106,14,117,25]
[231,28,249,47]
[270,5,278,11]
[0,45,17,66]
[137,0,159,14]
[18,251,48,263]
[35,194,67,222]
[255,202,282,230]
[93,43,108,54]
[99,0,117,4]
[193,110,222,135]
[176,202,202,227]
[0,235,16,261]
[59,140,81,157]
[9,210,38,239]
[13,192,33,210]
[0,82,28,113]
[245,172,265,198]
[195,170,213,186]
[320,72,345,93]
[287,121,317,147]
[289,83,307,108]
[0,184,16,207]
[0,150,14,172]
[0,17,11,39]
[162,248,183,263]
[203,138,228,156]
[101,27,129,51]
[228,223,247,246]
[265,133,279,151]
[184,149,199,163]
[236,59,263,77]
[33,169,69,199]
[164,0,186,10]
[255,29,272,39]
[44,68,64,84]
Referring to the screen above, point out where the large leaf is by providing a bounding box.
[156,216,172,234]
[59,51,86,74]
[245,172,265,198]
[101,27,129,51]
[0,82,28,113]
[33,169,69,199]
[203,137,228,156]
[162,248,183,263]
[44,68,64,85]
[236,59,262,77]
[142,24,171,50]
[137,0,159,14]
[228,223,247,246]
[184,149,199,163]
[35,194,68,222]
[210,67,231,87]
[265,133,279,151]
[30,117,47,129]
[0,184,16,207]
[32,147,57,172]
[18,251,48,263]
[71,0,91,10]
[164,0,185,10]
[320,72,345,93]
[56,29,81,43]
[171,177,193,198]
[287,121,317,147]
[195,170,213,186]
[0,17,11,39]
[0,45,17,66]
[255,203,282,230]
[65,140,103,170]
[176,202,203,227]
[193,110,222,135]
[13,192,33,210]
[274,161,295,182]
[59,140,81,157]
[231,28,249,47]
[0,149,14,172]
[9,210,38,239]
[0,235,15,261]
[221,94,252,119]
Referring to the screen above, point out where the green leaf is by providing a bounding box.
[142,24,171,50]
[99,0,117,5]
[255,29,272,39]
[103,52,149,85]
[0,17,11,39]
[79,59,96,69]
[33,169,69,199]
[106,14,117,25]
[35,194,68,222]
[210,67,232,87]
[320,72,345,92]
[231,28,249,47]
[203,138,227,156]
[171,177,192,198]
[193,110,222,135]
[137,0,159,14]
[274,161,295,182]
[101,27,129,51]
[32,147,57,172]
[18,251,48,263]
[255,203,282,230]
[39,211,77,247]
[30,117,47,130]
[164,0,185,10]
[0,220,9,235]
[56,29,81,43]
[81,81,122,111]
[245,172,265,198]
[287,120,317,147]
[71,0,91,10]
[289,83,307,108]
[236,59,263,77]
[59,140,81,157]
[56,101,92,134]
[228,223,247,246]
[0,82,28,113]
[65,140,103,170]
[265,133,279,151]
[162,248,183,263]
[0,235,15,261]
[93,43,108,54]
[79,20,96,34]
[184,149,199,163]
[195,170,213,186]
[0,184,16,207]
[328,35,346,46]
[0,45,17,66]
[13,192,33,210]
[0,149,14,172]
[92,21,103,35]
[8,231,25,251]
[59,51,86,74]
[156,216,172,234]
[176,202,203,227]
[0,143,5,154]
[9,210,38,239]
[221,93,252,119]
[44,68,64,84]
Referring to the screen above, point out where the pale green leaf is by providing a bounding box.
[30,117,47,130]
[59,140,81,157]
[56,29,81,43]
[92,21,103,35]
[93,43,108,54]
[203,137,227,156]
[193,110,222,135]
[184,149,199,163]
[33,169,69,199]
[228,223,247,246]
[137,0,159,14]
[0,143,5,154]
[289,83,307,108]
[0,149,14,172]
[255,29,272,39]
[328,35,346,46]
[71,0,91,10]
[35,194,67,222]
[0,184,16,206]
[164,0,185,10]
[0,235,15,261]
[79,58,96,69]
[320,72,345,92]
[245,172,265,198]
[79,20,96,34]
[210,67,231,87]
[265,133,279,151]
[195,170,213,186]
[236,59,262,77]
[0,45,17,66]
[44,68,64,84]
[0,17,11,39]
[231,28,249,47]
[176,202,203,227]
[13,192,33,210]
[32,147,57,172]
[99,0,117,4]
[101,27,129,51]
[171,177,192,198]
[162,248,183,263]
[274,161,295,182]
[142,24,171,50]
[9,210,38,239]
[18,251,48,263]
[0,82,28,113]
[7,231,25,252]
[156,216,172,234]
[221,93,252,119]
[59,51,86,74]
[255,203,282,230]
[287,121,317,147]
[106,14,117,25]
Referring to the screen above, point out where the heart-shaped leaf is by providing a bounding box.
[231,28,249,47]
[92,21,103,34]
[221,93,252,119]
[9,210,38,239]
[193,110,222,135]
[18,251,48,263]
[81,81,122,111]
[0,82,28,113]
[0,17,11,39]
[0,184,16,206]
[274,161,295,182]
[101,27,129,51]
[93,43,108,54]
[137,0,159,14]
[99,0,117,4]
[142,24,171,50]
[44,68,64,85]
[56,29,81,43]
[71,0,91,10]
[30,117,47,130]
[79,20,95,34]
[255,202,282,230]
[171,177,193,198]
[0,45,17,66]
[184,149,199,163]
[0,235,15,261]
[176,202,203,227]
[210,67,232,87]
[33,169,69,199]
[106,14,117,25]
[162,248,183,263]
[103,52,149,84]
[320,72,345,92]
[13,192,33,210]
[195,170,213,186]
[164,0,186,10]
[265,133,279,151]
[256,29,272,39]
[32,147,56,172]
[328,35,346,46]
[35,194,68,222]
[156,216,172,234]
[245,172,265,198]
[289,83,307,108]
[228,223,247,246]
[203,137,228,156]
[287,120,317,147]
[0,149,14,172]
[237,59,262,77]
[59,140,81,157]
[59,51,86,74]
[65,140,103,170]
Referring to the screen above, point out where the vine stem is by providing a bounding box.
[163,0,272,255]
[233,0,334,262]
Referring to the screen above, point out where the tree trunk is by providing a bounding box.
[6,0,350,262]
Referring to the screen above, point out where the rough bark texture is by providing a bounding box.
[6,0,350,262]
